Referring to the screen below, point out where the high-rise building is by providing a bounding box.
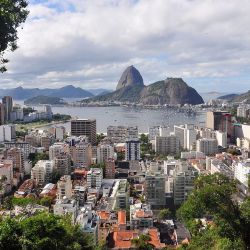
[0,125,16,142]
[0,103,5,125]
[196,138,218,155]
[87,168,103,189]
[96,144,114,164]
[71,142,92,168]
[71,119,97,145]
[155,135,180,156]
[31,160,54,185]
[206,111,232,139]
[172,164,198,206]
[57,175,72,200]
[145,172,166,209]
[125,139,140,161]
[2,96,13,121]
[174,124,197,150]
[5,147,25,175]
[105,158,115,179]
[107,126,138,143]
[54,153,71,176]
[49,143,65,160]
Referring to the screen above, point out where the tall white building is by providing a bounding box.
[87,168,103,189]
[216,131,227,148]
[196,138,218,155]
[237,105,250,118]
[0,125,16,142]
[96,144,114,164]
[57,175,72,200]
[49,143,65,160]
[174,124,196,150]
[125,139,140,161]
[31,160,54,185]
[234,159,250,188]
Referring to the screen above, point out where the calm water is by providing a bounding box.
[14,100,206,133]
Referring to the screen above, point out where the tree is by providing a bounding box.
[177,173,250,249]
[131,234,154,250]
[0,212,94,250]
[40,196,53,208]
[28,152,49,166]
[0,0,29,72]
[158,208,172,220]
[51,170,62,184]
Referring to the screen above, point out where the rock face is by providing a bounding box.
[141,78,204,105]
[232,90,250,103]
[85,66,204,105]
[116,65,144,90]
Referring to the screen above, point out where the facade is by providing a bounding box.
[2,96,13,121]
[115,179,129,209]
[206,111,232,139]
[105,158,116,179]
[174,124,196,150]
[5,147,25,175]
[54,153,71,175]
[4,142,31,159]
[57,175,72,200]
[196,138,218,155]
[0,125,16,142]
[107,126,138,143]
[87,168,103,189]
[145,172,166,209]
[72,142,92,168]
[172,164,198,206]
[0,103,5,125]
[49,143,65,160]
[125,139,140,161]
[155,135,180,156]
[31,160,54,185]
[130,203,153,229]
[237,105,250,118]
[71,119,97,145]
[97,144,114,164]
[234,159,250,188]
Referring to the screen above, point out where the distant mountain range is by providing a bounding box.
[84,65,204,105]
[218,91,250,103]
[0,85,112,100]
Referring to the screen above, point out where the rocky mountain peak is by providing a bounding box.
[116,65,144,90]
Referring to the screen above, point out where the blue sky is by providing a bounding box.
[1,0,250,93]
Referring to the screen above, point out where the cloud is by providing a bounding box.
[1,0,250,92]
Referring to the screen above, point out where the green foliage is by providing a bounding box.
[158,208,172,220]
[96,133,105,144]
[28,152,49,167]
[52,113,71,121]
[23,107,36,116]
[140,134,154,159]
[177,173,250,249]
[12,197,37,207]
[0,212,94,250]
[131,234,154,250]
[16,130,28,138]
[0,0,29,72]
[39,197,53,208]
[117,151,125,161]
[51,169,62,184]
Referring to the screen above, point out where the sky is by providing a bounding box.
[1,0,250,93]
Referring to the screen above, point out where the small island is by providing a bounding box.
[24,95,66,105]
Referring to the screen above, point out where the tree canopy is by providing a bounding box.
[0,212,94,250]
[0,0,29,72]
[177,173,250,249]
